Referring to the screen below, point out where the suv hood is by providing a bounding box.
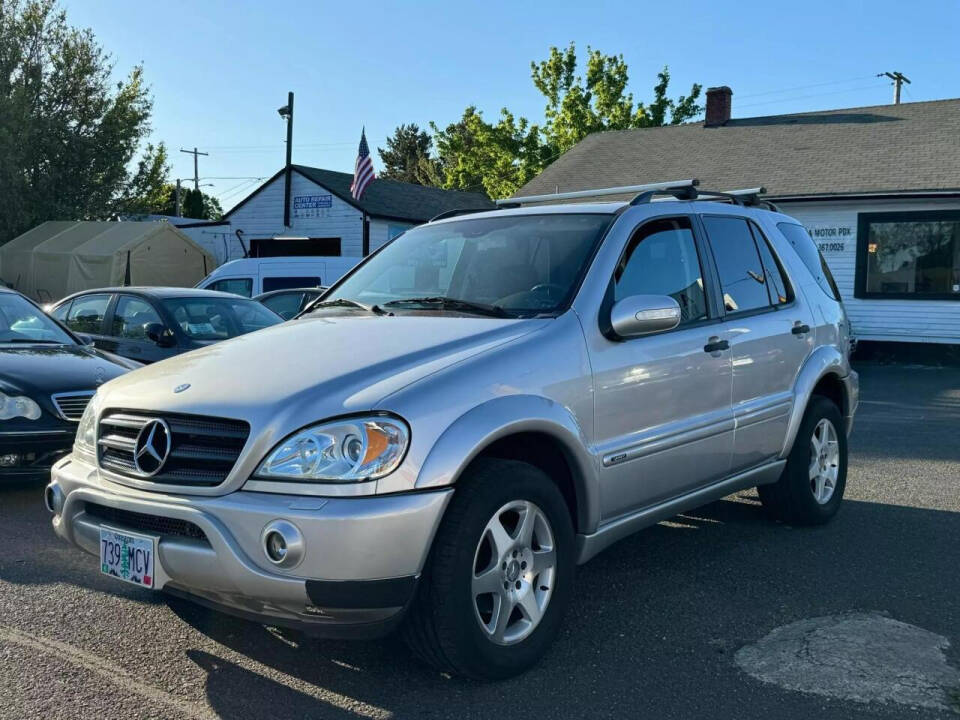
[97,313,547,422]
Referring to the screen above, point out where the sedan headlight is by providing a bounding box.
[73,396,98,459]
[255,416,409,482]
[0,392,41,421]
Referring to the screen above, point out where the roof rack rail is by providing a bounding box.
[496,179,699,206]
[428,207,497,223]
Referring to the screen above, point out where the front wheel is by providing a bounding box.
[402,458,575,679]
[758,395,847,525]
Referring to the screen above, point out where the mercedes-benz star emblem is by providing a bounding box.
[133,419,172,477]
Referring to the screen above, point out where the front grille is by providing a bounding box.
[96,409,249,487]
[51,391,94,421]
[84,502,207,541]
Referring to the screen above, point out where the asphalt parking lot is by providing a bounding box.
[1,363,958,719]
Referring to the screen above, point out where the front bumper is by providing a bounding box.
[1,429,74,478]
[48,455,452,638]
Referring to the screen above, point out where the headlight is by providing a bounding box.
[73,396,98,459]
[0,392,41,421]
[255,416,409,482]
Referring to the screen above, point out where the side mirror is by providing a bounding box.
[74,333,95,347]
[144,323,176,347]
[609,295,682,339]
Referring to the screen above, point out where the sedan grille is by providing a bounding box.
[97,410,249,487]
[51,391,95,421]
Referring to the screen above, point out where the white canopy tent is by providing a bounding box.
[0,221,215,302]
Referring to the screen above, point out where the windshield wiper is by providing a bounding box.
[383,296,510,318]
[308,298,389,315]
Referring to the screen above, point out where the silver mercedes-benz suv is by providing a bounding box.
[47,181,858,680]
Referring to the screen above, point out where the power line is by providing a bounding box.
[736,83,890,109]
[736,75,878,100]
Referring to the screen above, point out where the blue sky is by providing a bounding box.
[63,0,960,210]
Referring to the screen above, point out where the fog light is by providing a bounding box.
[0,453,20,467]
[265,532,287,562]
[260,520,304,569]
[44,483,64,514]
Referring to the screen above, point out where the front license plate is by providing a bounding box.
[99,527,156,589]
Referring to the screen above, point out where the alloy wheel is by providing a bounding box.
[471,499,557,645]
[809,417,840,504]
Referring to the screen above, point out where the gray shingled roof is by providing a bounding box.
[513,98,960,201]
[292,165,494,221]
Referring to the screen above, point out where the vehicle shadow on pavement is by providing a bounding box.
[186,649,369,720]
[163,494,960,719]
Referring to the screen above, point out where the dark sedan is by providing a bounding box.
[0,287,137,479]
[254,287,326,320]
[49,287,283,364]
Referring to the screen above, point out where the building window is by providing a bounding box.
[856,211,960,300]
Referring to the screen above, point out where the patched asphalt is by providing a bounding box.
[1,363,958,719]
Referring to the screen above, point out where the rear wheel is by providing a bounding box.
[758,395,847,525]
[402,458,574,679]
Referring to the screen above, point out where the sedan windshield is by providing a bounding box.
[161,297,282,340]
[322,214,613,317]
[0,294,74,345]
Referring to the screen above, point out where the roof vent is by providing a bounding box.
[704,86,733,127]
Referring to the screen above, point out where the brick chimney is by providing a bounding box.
[704,86,733,127]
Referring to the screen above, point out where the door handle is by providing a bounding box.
[791,322,811,335]
[703,337,729,353]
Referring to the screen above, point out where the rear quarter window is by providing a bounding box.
[776,222,841,300]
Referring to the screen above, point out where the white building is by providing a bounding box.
[512,90,960,345]
[218,165,492,264]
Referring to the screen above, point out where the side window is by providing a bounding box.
[49,301,71,322]
[112,296,163,339]
[750,222,792,306]
[615,216,708,325]
[65,294,111,334]
[261,276,322,292]
[261,292,303,320]
[777,222,841,300]
[208,278,253,297]
[702,216,771,314]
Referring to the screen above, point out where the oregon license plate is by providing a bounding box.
[99,527,156,589]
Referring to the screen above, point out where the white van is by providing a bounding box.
[196,256,361,297]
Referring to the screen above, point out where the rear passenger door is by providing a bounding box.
[700,214,815,472]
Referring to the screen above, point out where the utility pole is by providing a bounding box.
[180,146,209,190]
[878,71,911,104]
[277,92,294,227]
[175,179,182,217]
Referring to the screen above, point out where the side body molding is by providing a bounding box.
[781,344,852,458]
[414,394,600,534]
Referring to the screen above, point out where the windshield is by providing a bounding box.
[161,297,282,340]
[0,293,74,345]
[322,213,613,317]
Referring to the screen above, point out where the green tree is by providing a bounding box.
[178,187,222,220]
[531,44,703,155]
[430,43,703,197]
[378,123,437,185]
[431,107,549,199]
[0,0,160,244]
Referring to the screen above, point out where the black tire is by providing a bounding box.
[758,395,847,525]
[402,457,575,680]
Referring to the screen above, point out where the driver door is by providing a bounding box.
[589,215,734,520]
[107,294,177,363]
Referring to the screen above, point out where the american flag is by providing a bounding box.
[350,128,376,200]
